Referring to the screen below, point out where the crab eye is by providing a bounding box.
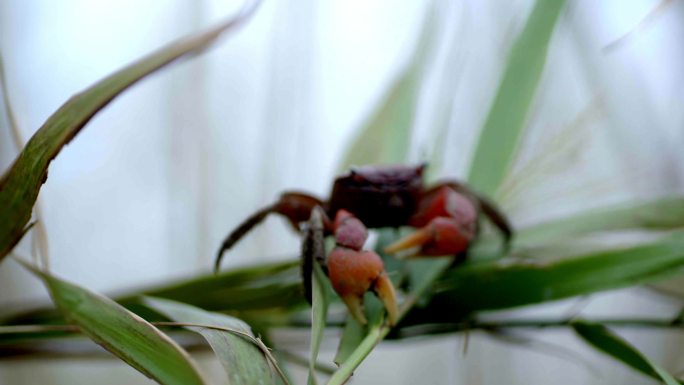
[416,163,428,176]
[350,169,366,183]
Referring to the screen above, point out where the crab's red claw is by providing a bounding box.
[328,247,399,326]
[384,217,474,257]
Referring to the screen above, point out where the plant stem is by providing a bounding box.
[5,316,684,338]
[396,317,684,338]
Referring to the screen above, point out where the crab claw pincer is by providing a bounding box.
[383,217,474,257]
[329,210,398,326]
[383,186,477,257]
[328,248,398,325]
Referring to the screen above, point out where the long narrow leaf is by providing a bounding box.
[144,297,277,385]
[572,320,680,385]
[415,232,684,321]
[0,260,303,331]
[308,264,329,385]
[338,5,437,170]
[0,1,259,261]
[15,260,206,385]
[516,196,684,248]
[467,0,566,196]
[333,317,364,366]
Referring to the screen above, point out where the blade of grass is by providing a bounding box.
[467,0,566,196]
[337,4,438,170]
[0,54,51,269]
[572,320,680,385]
[13,258,207,385]
[333,317,364,366]
[307,264,329,385]
[516,195,684,248]
[127,260,304,312]
[413,231,684,320]
[0,0,260,262]
[144,297,281,385]
[0,260,303,331]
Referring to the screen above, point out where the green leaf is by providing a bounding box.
[0,3,258,261]
[338,5,438,170]
[128,260,304,313]
[423,231,684,318]
[15,260,206,385]
[327,322,384,385]
[0,260,304,334]
[307,264,329,385]
[572,320,680,385]
[333,317,365,366]
[467,0,566,196]
[143,297,277,385]
[516,196,684,248]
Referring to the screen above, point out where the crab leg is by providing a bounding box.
[215,192,323,272]
[327,210,398,326]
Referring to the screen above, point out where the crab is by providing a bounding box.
[214,164,512,326]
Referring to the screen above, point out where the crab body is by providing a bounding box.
[215,164,512,326]
[327,165,423,228]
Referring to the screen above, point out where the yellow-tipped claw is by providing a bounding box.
[341,294,368,325]
[383,228,432,255]
[374,272,398,326]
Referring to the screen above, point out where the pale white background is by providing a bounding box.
[1,0,683,384]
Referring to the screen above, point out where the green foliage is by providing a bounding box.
[307,264,330,385]
[333,317,364,366]
[15,260,207,385]
[572,321,681,385]
[144,297,280,385]
[1,0,682,383]
[338,5,438,170]
[128,260,304,313]
[0,4,257,261]
[467,0,566,196]
[516,196,684,248]
[426,232,684,316]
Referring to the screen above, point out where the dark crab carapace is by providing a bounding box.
[214,164,512,325]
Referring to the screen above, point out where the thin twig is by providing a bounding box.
[397,316,684,339]
[485,329,601,376]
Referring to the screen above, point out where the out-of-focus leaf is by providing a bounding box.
[572,320,680,385]
[327,322,384,385]
[416,231,684,320]
[485,329,600,375]
[333,317,364,366]
[516,196,684,248]
[128,260,304,313]
[338,5,437,170]
[467,0,566,196]
[307,264,329,385]
[16,260,206,385]
[0,2,259,261]
[0,260,303,342]
[143,297,277,385]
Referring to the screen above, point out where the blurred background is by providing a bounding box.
[1,0,683,384]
